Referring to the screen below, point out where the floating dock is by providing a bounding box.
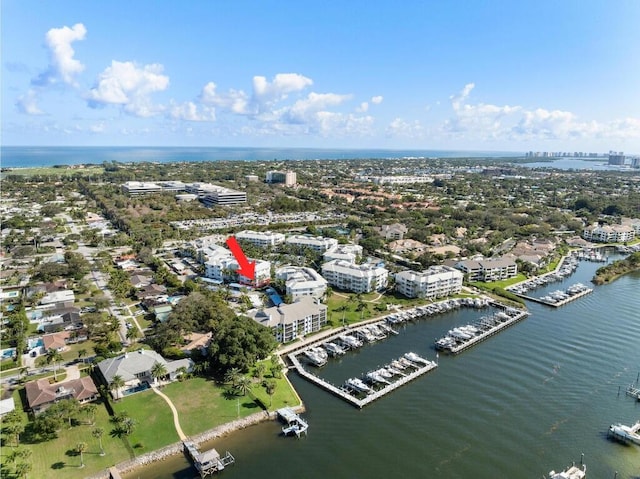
[277,407,308,437]
[435,308,529,355]
[289,351,437,408]
[183,441,235,477]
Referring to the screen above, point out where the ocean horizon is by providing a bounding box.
[0,146,523,169]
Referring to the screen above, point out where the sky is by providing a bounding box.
[2,0,640,153]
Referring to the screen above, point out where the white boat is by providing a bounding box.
[404,352,432,365]
[345,378,372,394]
[608,421,640,445]
[390,359,407,370]
[385,365,405,376]
[338,334,362,348]
[366,371,390,385]
[548,463,586,479]
[323,342,345,356]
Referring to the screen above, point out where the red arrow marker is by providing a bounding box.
[226,236,256,281]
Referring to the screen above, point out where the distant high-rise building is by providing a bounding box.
[608,151,626,165]
[266,170,297,186]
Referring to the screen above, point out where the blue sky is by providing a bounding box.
[2,0,639,153]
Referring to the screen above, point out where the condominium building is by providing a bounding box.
[275,266,328,301]
[204,256,271,288]
[266,170,297,186]
[285,235,339,253]
[236,230,286,248]
[251,296,327,343]
[321,259,388,293]
[370,175,433,185]
[455,258,518,282]
[582,223,636,243]
[395,266,463,299]
[323,244,363,264]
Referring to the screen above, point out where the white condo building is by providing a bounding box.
[251,297,327,343]
[200,243,271,288]
[323,244,363,264]
[285,235,339,253]
[395,266,463,299]
[582,223,636,243]
[266,170,297,186]
[321,259,388,293]
[455,258,517,282]
[236,230,286,248]
[275,266,328,301]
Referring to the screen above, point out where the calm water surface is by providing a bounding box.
[128,259,640,479]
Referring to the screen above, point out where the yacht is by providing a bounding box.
[608,421,640,445]
[548,463,586,479]
[366,370,390,385]
[345,378,372,394]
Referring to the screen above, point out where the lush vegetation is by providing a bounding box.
[592,251,640,284]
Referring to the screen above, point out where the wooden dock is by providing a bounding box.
[183,441,235,477]
[289,352,437,408]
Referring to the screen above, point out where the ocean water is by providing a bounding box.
[127,258,640,479]
[0,146,521,168]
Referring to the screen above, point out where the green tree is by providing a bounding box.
[234,375,253,397]
[263,379,277,407]
[76,442,87,468]
[45,349,63,381]
[92,427,105,456]
[110,374,125,400]
[14,461,32,479]
[151,361,168,385]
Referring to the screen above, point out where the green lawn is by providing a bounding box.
[111,390,179,452]
[1,392,131,479]
[471,273,528,290]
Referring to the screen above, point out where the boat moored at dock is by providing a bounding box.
[608,421,640,445]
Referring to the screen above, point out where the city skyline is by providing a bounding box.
[2,0,639,153]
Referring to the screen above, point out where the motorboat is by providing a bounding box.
[345,378,372,394]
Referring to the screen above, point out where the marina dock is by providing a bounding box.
[289,351,437,408]
[625,384,640,400]
[435,307,529,355]
[183,441,235,477]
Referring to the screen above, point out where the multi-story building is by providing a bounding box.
[275,266,328,301]
[204,255,271,288]
[395,266,463,299]
[285,235,339,253]
[200,187,247,206]
[582,223,636,243]
[323,244,363,264]
[608,151,626,166]
[321,259,388,293]
[455,258,518,282]
[378,223,408,240]
[235,230,286,248]
[266,170,297,186]
[251,296,327,343]
[370,175,433,185]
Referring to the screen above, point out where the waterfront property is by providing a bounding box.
[250,296,328,343]
[277,407,308,437]
[97,349,193,399]
[321,259,388,293]
[455,257,518,282]
[25,376,99,415]
[275,265,328,301]
[394,265,463,299]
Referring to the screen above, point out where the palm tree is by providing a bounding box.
[83,403,97,425]
[264,379,277,407]
[77,348,87,363]
[92,427,105,456]
[76,442,87,468]
[224,367,242,388]
[151,361,168,386]
[234,375,253,397]
[14,461,32,479]
[110,374,125,400]
[45,348,63,381]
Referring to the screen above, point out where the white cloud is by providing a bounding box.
[199,82,248,114]
[356,101,369,113]
[87,61,169,117]
[386,117,425,138]
[284,92,351,124]
[371,95,383,104]
[33,23,87,87]
[16,89,44,115]
[169,101,216,122]
[252,73,313,103]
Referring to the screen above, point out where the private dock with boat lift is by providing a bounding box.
[277,407,309,437]
[183,441,235,477]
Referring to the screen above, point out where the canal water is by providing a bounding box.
[126,258,640,479]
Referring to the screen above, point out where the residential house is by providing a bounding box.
[25,377,99,415]
[97,349,194,398]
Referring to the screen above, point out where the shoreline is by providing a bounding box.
[85,402,306,479]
